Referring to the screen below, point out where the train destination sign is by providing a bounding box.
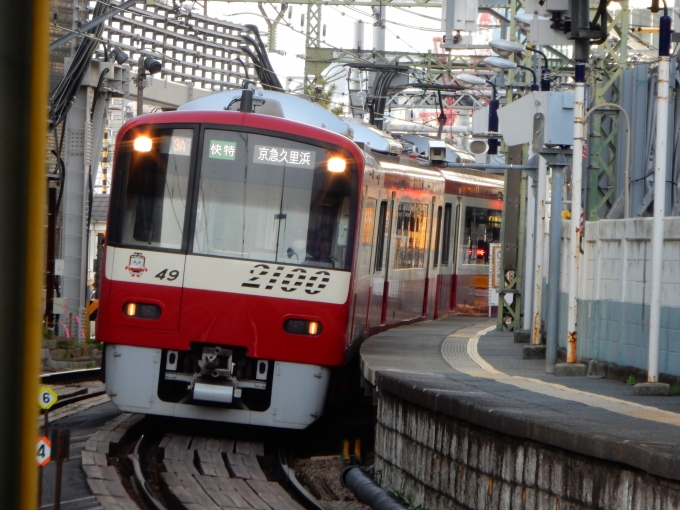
[254,145,316,168]
[169,135,192,155]
[209,140,237,160]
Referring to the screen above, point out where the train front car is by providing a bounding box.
[98,110,361,429]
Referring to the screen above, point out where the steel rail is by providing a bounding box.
[129,435,168,510]
[41,368,102,385]
[277,446,326,510]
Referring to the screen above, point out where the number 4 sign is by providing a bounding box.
[37,437,51,466]
[38,386,58,410]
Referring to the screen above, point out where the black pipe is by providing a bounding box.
[341,466,410,510]
[239,89,254,112]
[659,13,672,57]
[487,98,500,155]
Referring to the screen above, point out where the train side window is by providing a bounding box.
[433,206,442,267]
[441,203,452,265]
[394,202,428,270]
[374,200,388,272]
[461,206,501,265]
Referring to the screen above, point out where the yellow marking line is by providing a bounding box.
[442,324,680,428]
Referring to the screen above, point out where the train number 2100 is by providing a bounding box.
[155,269,180,281]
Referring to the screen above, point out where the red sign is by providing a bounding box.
[37,437,51,467]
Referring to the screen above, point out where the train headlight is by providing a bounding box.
[123,302,161,319]
[134,136,153,152]
[283,319,322,336]
[327,157,346,173]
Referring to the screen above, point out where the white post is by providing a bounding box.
[372,5,386,52]
[532,156,548,344]
[566,82,585,363]
[648,55,670,383]
[523,174,536,332]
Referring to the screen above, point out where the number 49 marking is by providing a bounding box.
[155,269,180,281]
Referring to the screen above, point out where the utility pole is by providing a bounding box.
[0,2,50,508]
[635,5,672,396]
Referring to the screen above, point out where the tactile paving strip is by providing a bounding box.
[442,322,680,427]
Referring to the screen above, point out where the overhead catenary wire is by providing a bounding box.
[50,0,113,127]
[65,1,479,128]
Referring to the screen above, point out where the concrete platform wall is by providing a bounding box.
[554,218,680,376]
[375,391,680,510]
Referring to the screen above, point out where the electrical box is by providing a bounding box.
[524,0,569,16]
[98,60,114,77]
[517,13,573,46]
[441,0,478,35]
[429,140,447,162]
[497,91,574,147]
[52,297,67,315]
[471,105,489,134]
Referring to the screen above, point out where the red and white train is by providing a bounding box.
[98,89,503,429]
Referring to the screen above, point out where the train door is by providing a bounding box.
[450,200,462,311]
[368,193,394,328]
[431,204,443,319]
[421,197,438,317]
[351,196,377,340]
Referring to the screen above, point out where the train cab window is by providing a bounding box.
[193,130,356,270]
[441,203,452,265]
[117,128,193,250]
[374,201,388,272]
[433,206,442,267]
[394,202,428,270]
[462,206,501,265]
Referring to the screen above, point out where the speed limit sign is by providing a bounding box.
[37,436,51,466]
[38,386,58,410]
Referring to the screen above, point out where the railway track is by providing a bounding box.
[82,411,372,510]
[39,369,108,425]
[43,369,374,510]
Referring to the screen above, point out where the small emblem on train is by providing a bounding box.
[125,252,148,278]
[241,264,330,295]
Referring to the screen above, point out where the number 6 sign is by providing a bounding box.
[38,386,58,411]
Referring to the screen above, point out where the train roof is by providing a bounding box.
[116,109,365,166]
[342,117,403,155]
[371,152,503,192]
[440,169,504,189]
[179,89,352,139]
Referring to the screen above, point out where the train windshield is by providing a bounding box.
[118,128,193,250]
[193,130,356,270]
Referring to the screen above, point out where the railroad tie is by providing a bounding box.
[159,435,303,510]
[81,413,144,510]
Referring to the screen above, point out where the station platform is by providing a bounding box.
[360,316,680,484]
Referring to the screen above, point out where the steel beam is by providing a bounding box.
[49,0,137,51]
[209,0,511,6]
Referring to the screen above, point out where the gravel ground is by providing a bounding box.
[293,455,371,510]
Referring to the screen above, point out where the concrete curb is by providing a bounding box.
[374,370,680,482]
